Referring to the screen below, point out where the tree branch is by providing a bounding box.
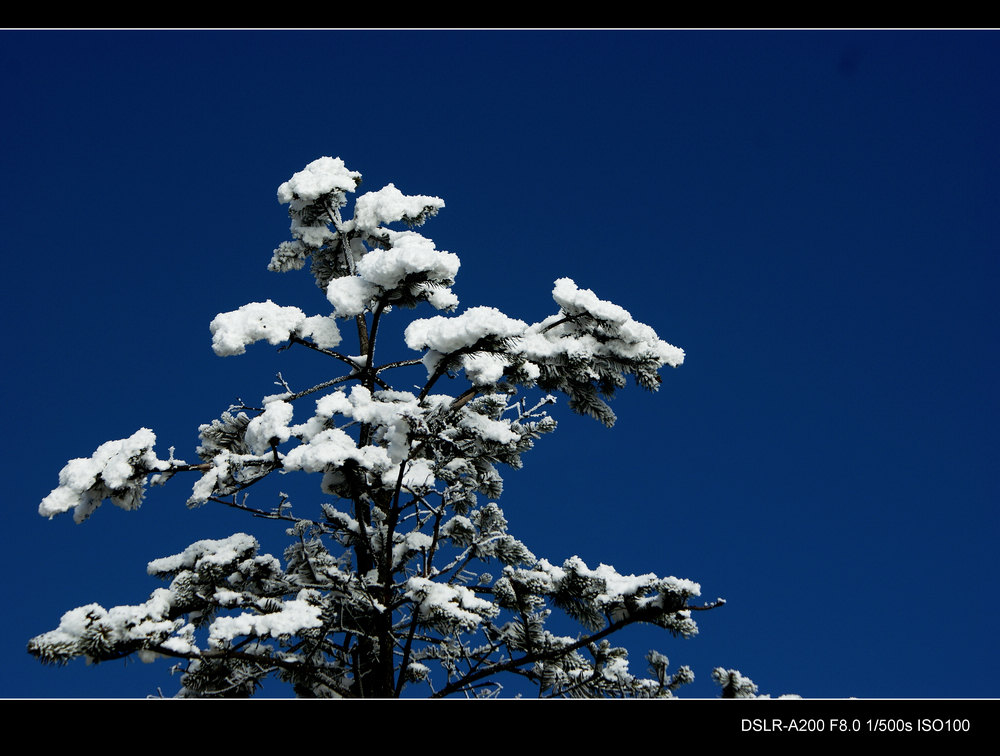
[287,334,364,372]
[430,599,724,698]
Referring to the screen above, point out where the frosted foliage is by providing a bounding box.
[712,668,768,698]
[356,231,460,289]
[347,183,444,233]
[339,387,417,463]
[39,428,170,523]
[314,391,353,419]
[188,466,220,506]
[339,385,418,425]
[283,427,391,474]
[552,277,633,324]
[146,533,260,576]
[29,590,184,662]
[293,222,336,249]
[397,457,435,491]
[244,400,294,455]
[392,531,434,569]
[298,315,342,350]
[277,156,360,203]
[210,300,341,356]
[209,594,323,646]
[461,353,509,386]
[404,306,527,354]
[525,278,685,367]
[326,276,380,317]
[426,287,460,311]
[460,410,519,444]
[405,577,498,631]
[282,386,426,475]
[556,556,702,602]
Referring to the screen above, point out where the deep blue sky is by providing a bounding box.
[2,30,996,699]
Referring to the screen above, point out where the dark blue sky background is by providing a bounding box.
[2,30,996,699]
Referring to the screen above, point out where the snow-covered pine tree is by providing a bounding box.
[28,156,755,698]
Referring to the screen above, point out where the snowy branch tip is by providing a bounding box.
[39,429,177,524]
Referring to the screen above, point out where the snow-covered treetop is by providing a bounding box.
[26,155,754,701]
[268,156,457,315]
[277,156,361,203]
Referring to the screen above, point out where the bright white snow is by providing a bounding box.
[276,156,361,204]
[404,306,527,354]
[344,183,444,234]
[38,428,171,523]
[210,300,342,356]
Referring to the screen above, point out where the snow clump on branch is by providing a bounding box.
[277,156,361,204]
[209,300,342,356]
[38,429,173,523]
